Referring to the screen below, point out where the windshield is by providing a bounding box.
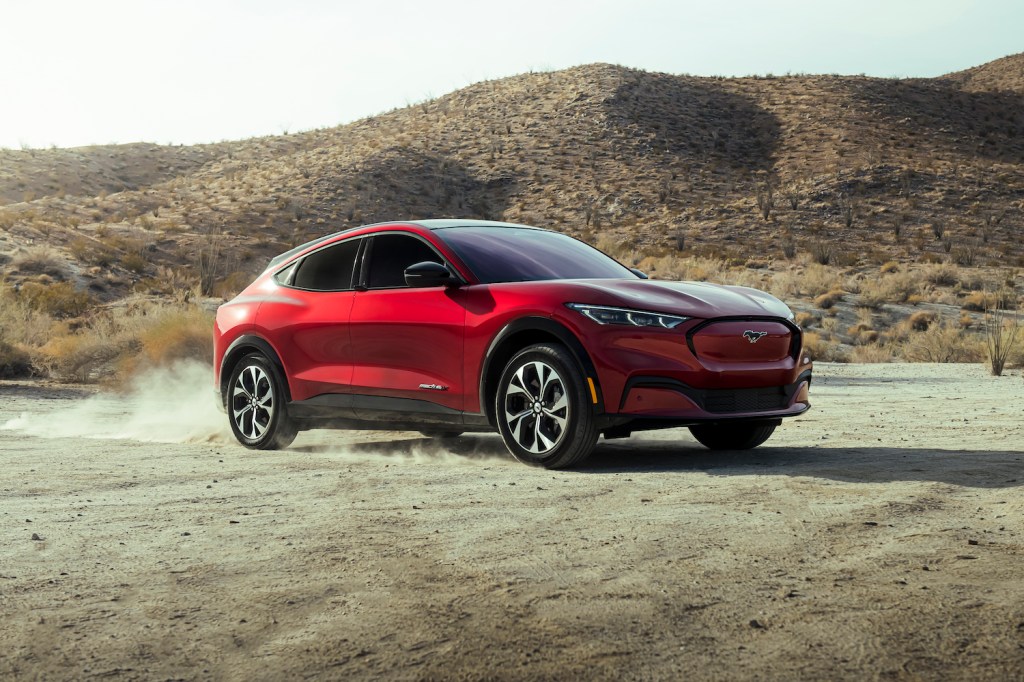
[434,226,636,283]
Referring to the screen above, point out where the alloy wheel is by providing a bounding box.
[502,360,569,455]
[232,365,275,440]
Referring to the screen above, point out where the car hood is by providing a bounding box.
[550,279,794,319]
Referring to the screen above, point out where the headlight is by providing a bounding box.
[566,303,689,329]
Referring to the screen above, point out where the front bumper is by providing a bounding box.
[617,369,812,419]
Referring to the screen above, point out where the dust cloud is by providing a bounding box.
[0,360,511,463]
[1,360,231,443]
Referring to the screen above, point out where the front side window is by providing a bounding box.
[291,238,361,291]
[366,234,443,289]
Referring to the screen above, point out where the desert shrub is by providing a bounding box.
[984,308,1020,376]
[121,252,148,274]
[137,308,213,367]
[37,333,132,383]
[813,289,845,310]
[801,331,848,362]
[899,324,985,363]
[212,270,255,298]
[908,311,937,331]
[18,281,94,318]
[11,246,68,279]
[956,270,987,291]
[795,311,817,328]
[48,305,212,383]
[0,288,57,347]
[850,344,894,363]
[858,271,920,309]
[106,306,214,382]
[846,323,879,345]
[922,263,959,287]
[961,290,1017,312]
[0,337,32,378]
[10,244,69,278]
[809,240,834,265]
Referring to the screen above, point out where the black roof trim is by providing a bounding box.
[265,219,546,270]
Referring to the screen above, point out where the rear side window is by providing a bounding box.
[367,234,442,289]
[292,239,360,291]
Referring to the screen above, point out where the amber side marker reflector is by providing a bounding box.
[587,377,598,404]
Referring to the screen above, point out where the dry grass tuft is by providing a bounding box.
[899,323,985,363]
[813,289,845,310]
[18,281,94,318]
[909,311,937,331]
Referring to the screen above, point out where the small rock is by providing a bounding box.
[968,539,979,546]
[956,555,978,560]
[863,521,878,526]
[749,619,765,629]
[31,533,42,541]
[229,520,239,524]
[181,532,191,536]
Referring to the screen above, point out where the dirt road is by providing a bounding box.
[1,363,1023,680]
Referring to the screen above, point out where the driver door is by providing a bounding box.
[348,232,467,414]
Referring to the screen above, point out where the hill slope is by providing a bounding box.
[1,55,1023,304]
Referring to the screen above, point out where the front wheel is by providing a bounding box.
[227,353,297,450]
[495,343,598,469]
[689,422,776,450]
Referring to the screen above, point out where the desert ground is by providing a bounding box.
[1,362,1023,681]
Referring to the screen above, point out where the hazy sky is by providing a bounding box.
[1,0,1020,149]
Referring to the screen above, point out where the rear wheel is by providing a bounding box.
[689,422,776,450]
[227,353,297,450]
[495,343,598,469]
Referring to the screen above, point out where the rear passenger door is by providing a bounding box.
[348,232,467,414]
[258,237,362,401]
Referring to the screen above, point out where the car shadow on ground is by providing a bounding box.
[579,441,1023,489]
[303,433,1024,489]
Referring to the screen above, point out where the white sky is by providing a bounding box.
[1,0,1020,149]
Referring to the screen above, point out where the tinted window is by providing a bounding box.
[292,239,360,291]
[367,234,443,288]
[435,226,636,283]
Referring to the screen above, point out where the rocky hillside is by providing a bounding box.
[1,54,1023,303]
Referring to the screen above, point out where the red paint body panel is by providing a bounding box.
[213,221,812,429]
[621,388,700,416]
[348,287,466,411]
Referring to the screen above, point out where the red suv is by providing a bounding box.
[214,220,811,468]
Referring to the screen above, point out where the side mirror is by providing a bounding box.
[404,261,455,288]
[629,267,649,280]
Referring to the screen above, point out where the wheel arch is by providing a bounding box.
[220,335,291,408]
[479,317,604,426]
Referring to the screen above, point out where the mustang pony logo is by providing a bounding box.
[743,330,768,344]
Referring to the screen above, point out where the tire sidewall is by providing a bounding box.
[227,353,295,450]
[495,343,596,468]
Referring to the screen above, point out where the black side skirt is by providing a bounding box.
[288,393,492,432]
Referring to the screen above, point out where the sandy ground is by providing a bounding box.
[1,362,1023,681]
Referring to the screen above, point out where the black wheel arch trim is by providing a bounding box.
[479,316,605,422]
[221,335,291,406]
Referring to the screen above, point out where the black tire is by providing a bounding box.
[419,430,463,440]
[495,343,598,469]
[226,353,297,450]
[689,422,776,450]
